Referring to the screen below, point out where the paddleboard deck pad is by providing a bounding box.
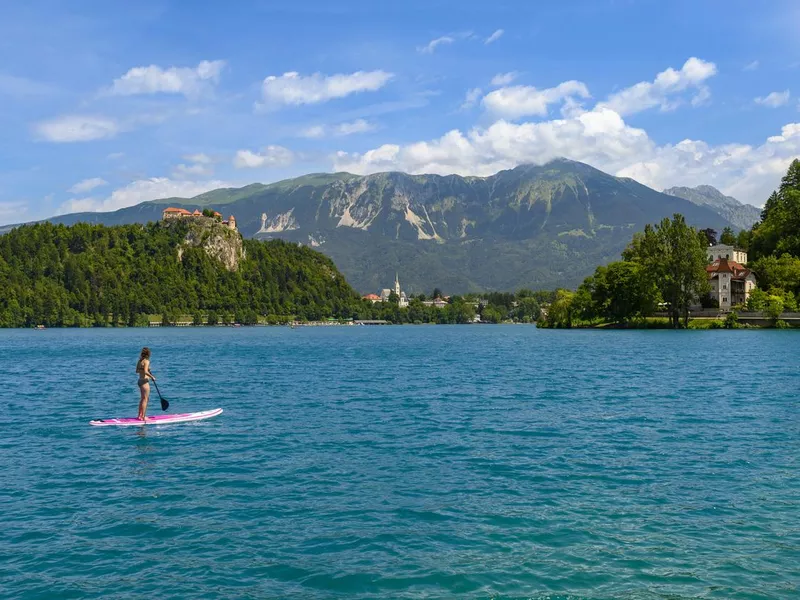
[90,408,223,427]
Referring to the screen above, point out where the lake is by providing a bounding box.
[2,326,799,599]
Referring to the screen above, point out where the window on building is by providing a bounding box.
[723,284,727,290]
[723,297,727,303]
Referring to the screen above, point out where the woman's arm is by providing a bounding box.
[144,360,156,381]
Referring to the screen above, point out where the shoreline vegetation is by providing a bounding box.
[540,160,800,331]
[0,217,551,328]
[2,160,799,330]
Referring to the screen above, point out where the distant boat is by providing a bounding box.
[35,325,46,330]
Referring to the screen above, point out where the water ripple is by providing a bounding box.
[2,327,799,599]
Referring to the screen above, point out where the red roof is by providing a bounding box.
[163,207,191,215]
[192,209,202,216]
[363,294,381,300]
[707,258,751,280]
[213,211,222,218]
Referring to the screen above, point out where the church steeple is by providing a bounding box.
[394,272,401,296]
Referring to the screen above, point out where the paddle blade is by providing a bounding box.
[160,398,169,411]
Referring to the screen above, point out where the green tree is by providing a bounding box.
[750,161,800,260]
[700,228,717,246]
[780,158,800,193]
[544,289,576,328]
[624,215,710,328]
[719,226,736,246]
[746,288,768,311]
[580,261,660,324]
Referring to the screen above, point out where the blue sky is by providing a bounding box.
[1,0,799,224]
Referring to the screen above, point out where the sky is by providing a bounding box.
[1,0,799,225]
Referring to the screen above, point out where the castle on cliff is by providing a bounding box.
[162,207,236,231]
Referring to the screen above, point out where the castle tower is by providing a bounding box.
[228,215,236,231]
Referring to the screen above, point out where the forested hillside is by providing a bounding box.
[0,220,363,327]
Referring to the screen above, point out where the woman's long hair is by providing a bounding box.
[139,347,151,361]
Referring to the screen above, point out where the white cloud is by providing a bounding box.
[183,153,212,164]
[106,152,125,160]
[300,125,326,139]
[599,57,717,116]
[172,164,213,178]
[259,71,393,106]
[34,115,120,142]
[233,146,294,169]
[68,178,108,194]
[743,60,760,72]
[110,60,225,97]
[299,119,376,138]
[0,201,28,222]
[482,81,591,119]
[334,119,376,136]
[461,88,482,109]
[418,36,455,54]
[332,59,800,205]
[485,29,504,44]
[755,90,790,108]
[490,72,517,87]
[58,177,232,214]
[172,153,215,178]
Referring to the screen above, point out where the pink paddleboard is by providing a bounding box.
[90,408,223,427]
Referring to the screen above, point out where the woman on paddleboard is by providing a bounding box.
[136,347,156,421]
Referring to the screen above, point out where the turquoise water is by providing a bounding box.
[2,327,799,599]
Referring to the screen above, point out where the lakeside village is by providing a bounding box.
[14,158,799,331]
[148,205,797,329]
[150,207,782,329]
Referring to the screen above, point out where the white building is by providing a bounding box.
[707,244,747,265]
[378,274,409,307]
[706,256,757,310]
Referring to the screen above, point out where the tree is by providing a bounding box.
[780,158,800,193]
[750,254,800,296]
[750,161,800,260]
[736,228,751,253]
[719,226,736,246]
[580,261,660,324]
[432,287,442,299]
[544,289,576,328]
[761,191,780,223]
[700,228,717,246]
[624,215,709,328]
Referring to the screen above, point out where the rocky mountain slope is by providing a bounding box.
[6,160,734,293]
[662,185,761,230]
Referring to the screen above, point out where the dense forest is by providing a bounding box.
[0,221,365,327]
[0,220,552,327]
[741,159,800,313]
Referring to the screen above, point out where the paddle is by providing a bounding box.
[151,379,170,411]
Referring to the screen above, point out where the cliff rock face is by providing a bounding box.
[36,160,737,292]
[174,218,243,271]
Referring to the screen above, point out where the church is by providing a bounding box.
[378,274,409,308]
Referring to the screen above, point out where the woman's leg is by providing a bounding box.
[137,383,150,420]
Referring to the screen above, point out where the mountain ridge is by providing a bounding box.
[1,160,734,292]
[662,184,761,230]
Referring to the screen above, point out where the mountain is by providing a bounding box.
[662,185,761,230]
[5,160,733,293]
